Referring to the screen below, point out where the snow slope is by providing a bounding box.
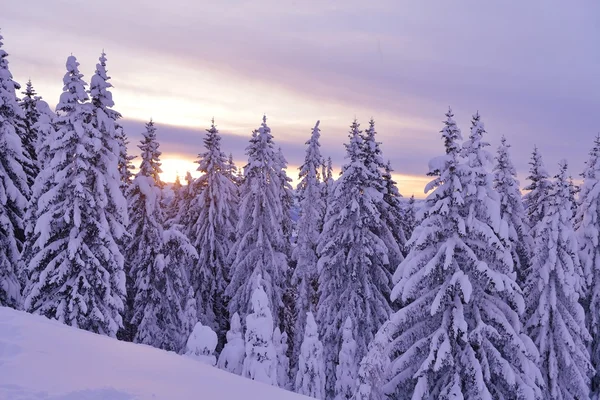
[0,307,308,400]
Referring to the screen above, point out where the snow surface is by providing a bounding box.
[0,307,309,400]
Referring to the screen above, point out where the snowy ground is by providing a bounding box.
[0,307,308,400]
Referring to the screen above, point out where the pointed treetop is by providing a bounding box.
[89,51,116,110]
[57,55,88,111]
[441,107,462,156]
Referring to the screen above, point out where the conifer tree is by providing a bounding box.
[24,56,125,336]
[523,146,552,233]
[183,287,197,339]
[18,80,41,186]
[380,109,542,399]
[217,312,246,375]
[226,116,288,328]
[274,327,291,389]
[243,279,278,386]
[292,121,325,366]
[125,120,195,350]
[0,31,29,307]
[317,120,391,398]
[362,119,403,272]
[115,125,135,192]
[189,119,238,340]
[334,317,358,400]
[381,160,408,261]
[402,195,418,244]
[493,136,532,287]
[576,136,600,396]
[226,153,241,186]
[295,312,326,399]
[526,160,592,399]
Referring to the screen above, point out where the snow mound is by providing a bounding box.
[0,307,309,400]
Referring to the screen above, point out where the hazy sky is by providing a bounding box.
[3,1,599,196]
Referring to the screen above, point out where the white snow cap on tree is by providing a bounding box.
[335,317,357,400]
[526,160,592,399]
[242,277,277,386]
[217,312,245,375]
[185,321,218,366]
[295,312,325,399]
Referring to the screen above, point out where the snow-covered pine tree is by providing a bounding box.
[493,136,533,288]
[568,175,579,220]
[165,174,183,226]
[381,160,408,262]
[217,312,245,375]
[575,136,600,397]
[295,311,326,399]
[526,160,592,399]
[19,96,56,289]
[125,120,194,350]
[243,278,278,386]
[24,56,126,336]
[291,120,324,368]
[185,321,218,366]
[0,31,29,307]
[115,124,135,192]
[401,194,417,245]
[274,327,291,389]
[188,119,238,342]
[18,80,42,187]
[380,109,542,399]
[362,119,403,273]
[334,317,357,400]
[88,49,129,263]
[226,116,288,328]
[183,287,197,339]
[317,119,391,398]
[226,153,241,186]
[523,146,552,233]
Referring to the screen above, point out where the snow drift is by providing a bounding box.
[0,307,308,400]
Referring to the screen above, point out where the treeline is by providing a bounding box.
[1,31,600,399]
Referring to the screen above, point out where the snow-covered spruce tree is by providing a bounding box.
[243,278,278,386]
[24,56,126,335]
[334,317,357,400]
[526,160,592,399]
[0,31,29,307]
[523,146,552,233]
[274,327,291,389]
[493,136,533,288]
[379,109,542,399]
[291,120,325,367]
[125,120,195,350]
[382,160,408,261]
[185,321,218,366]
[226,153,241,186]
[226,116,289,328]
[115,124,135,192]
[568,175,579,220]
[316,119,391,398]
[217,312,245,375]
[19,97,56,289]
[188,119,238,341]
[183,287,198,338]
[164,174,183,227]
[575,135,600,396]
[362,119,403,273]
[402,194,418,245]
[18,80,42,186]
[295,312,326,399]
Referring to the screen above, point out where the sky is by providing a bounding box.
[3,1,599,197]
